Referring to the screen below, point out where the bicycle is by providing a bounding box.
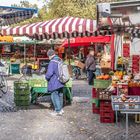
[0,74,8,94]
[0,62,8,94]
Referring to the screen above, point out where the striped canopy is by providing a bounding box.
[2,17,97,40]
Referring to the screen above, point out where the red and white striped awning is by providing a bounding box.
[2,17,97,40]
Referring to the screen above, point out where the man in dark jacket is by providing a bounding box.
[85,49,96,85]
[45,49,64,116]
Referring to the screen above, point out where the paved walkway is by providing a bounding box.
[0,76,140,140]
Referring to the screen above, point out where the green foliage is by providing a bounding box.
[12,0,122,27]
[46,0,121,19]
[47,0,96,19]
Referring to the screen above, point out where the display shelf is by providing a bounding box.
[111,95,140,111]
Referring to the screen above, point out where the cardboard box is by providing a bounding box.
[100,60,111,68]
[74,60,85,69]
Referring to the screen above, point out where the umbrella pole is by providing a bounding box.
[33,42,36,66]
[24,43,26,64]
[68,37,71,65]
[51,39,54,50]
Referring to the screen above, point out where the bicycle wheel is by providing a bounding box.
[0,75,8,94]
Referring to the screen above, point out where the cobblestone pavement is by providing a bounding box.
[0,76,140,140]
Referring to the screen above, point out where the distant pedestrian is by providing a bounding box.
[78,48,85,63]
[45,49,64,116]
[85,49,96,85]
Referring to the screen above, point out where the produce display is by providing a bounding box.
[113,94,139,102]
[96,74,110,80]
[117,83,128,95]
[0,36,13,42]
[111,95,140,111]
[129,81,140,87]
[117,57,123,65]
[128,73,140,87]
[29,79,47,87]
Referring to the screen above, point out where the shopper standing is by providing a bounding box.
[85,49,96,85]
[45,49,64,116]
[78,48,85,63]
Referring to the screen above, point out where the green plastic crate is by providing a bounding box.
[14,100,30,106]
[14,94,30,101]
[29,79,47,87]
[14,81,29,90]
[94,79,111,89]
[14,89,30,95]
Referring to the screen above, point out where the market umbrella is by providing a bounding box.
[1,16,97,39]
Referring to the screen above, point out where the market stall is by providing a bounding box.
[0,38,39,75]
[0,5,38,76]
[89,1,140,129]
[0,36,56,75]
[1,17,99,65]
[92,54,140,123]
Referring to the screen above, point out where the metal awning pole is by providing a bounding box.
[33,42,36,66]
[68,37,71,65]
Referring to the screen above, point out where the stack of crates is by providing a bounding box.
[100,100,114,123]
[14,81,30,107]
[92,88,100,114]
[92,80,111,114]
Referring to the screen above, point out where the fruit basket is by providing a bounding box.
[111,95,140,111]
